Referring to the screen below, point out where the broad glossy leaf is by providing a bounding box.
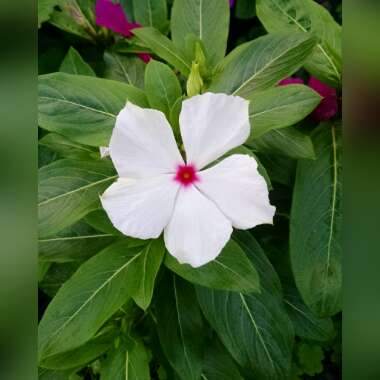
[171,0,229,67]
[235,0,256,19]
[201,338,243,380]
[132,0,168,32]
[39,220,117,263]
[145,60,182,118]
[132,239,165,310]
[256,0,342,87]
[39,133,97,160]
[40,327,115,370]
[196,232,294,380]
[156,274,206,380]
[209,32,316,97]
[38,73,148,146]
[60,47,95,76]
[84,209,122,235]
[290,123,342,317]
[39,262,81,298]
[39,240,146,360]
[103,52,145,89]
[39,368,76,380]
[247,126,315,159]
[284,283,335,342]
[38,159,117,238]
[133,27,191,75]
[49,1,96,42]
[101,339,150,380]
[165,239,260,293]
[39,0,63,27]
[257,153,296,186]
[248,84,321,139]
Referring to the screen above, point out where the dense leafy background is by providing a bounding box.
[38,0,342,379]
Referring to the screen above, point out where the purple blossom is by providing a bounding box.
[95,0,152,63]
[230,0,236,7]
[308,77,338,122]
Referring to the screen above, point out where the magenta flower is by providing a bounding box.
[308,77,338,122]
[95,0,139,37]
[95,0,151,62]
[230,0,236,6]
[279,76,338,122]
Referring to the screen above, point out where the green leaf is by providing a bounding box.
[49,1,97,42]
[39,133,97,160]
[296,342,324,376]
[290,123,342,317]
[38,0,63,27]
[60,47,96,76]
[38,73,148,146]
[256,0,342,87]
[235,0,256,19]
[284,284,335,342]
[38,240,146,360]
[165,239,260,293]
[40,327,115,370]
[39,262,81,298]
[132,0,168,32]
[156,274,206,380]
[248,84,321,139]
[84,209,123,235]
[39,368,76,380]
[103,52,145,89]
[209,32,316,97]
[256,153,296,186]
[145,60,182,118]
[247,126,315,159]
[196,232,294,380]
[133,27,191,76]
[39,220,117,263]
[201,338,243,380]
[132,239,165,310]
[101,339,151,380]
[38,159,117,238]
[171,0,229,67]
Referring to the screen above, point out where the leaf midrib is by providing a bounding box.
[38,175,117,206]
[232,37,311,95]
[41,251,142,356]
[268,0,340,78]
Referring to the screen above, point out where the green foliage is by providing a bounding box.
[209,32,316,97]
[256,0,342,87]
[165,239,260,293]
[60,47,96,77]
[248,84,321,139]
[145,60,182,118]
[290,123,342,317]
[38,73,148,146]
[171,0,230,67]
[38,1,342,378]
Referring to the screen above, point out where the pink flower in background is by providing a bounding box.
[95,0,151,62]
[308,77,338,122]
[279,76,338,122]
[279,77,304,86]
[230,0,236,6]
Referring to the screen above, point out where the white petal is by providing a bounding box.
[197,154,275,229]
[164,186,232,268]
[100,146,110,158]
[110,102,184,178]
[180,93,250,169]
[101,175,179,239]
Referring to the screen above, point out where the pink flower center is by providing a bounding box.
[174,164,199,187]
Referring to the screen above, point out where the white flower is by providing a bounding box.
[101,93,275,267]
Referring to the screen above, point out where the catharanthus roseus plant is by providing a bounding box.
[38,0,342,379]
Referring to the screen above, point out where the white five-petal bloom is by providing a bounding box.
[101,93,275,267]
